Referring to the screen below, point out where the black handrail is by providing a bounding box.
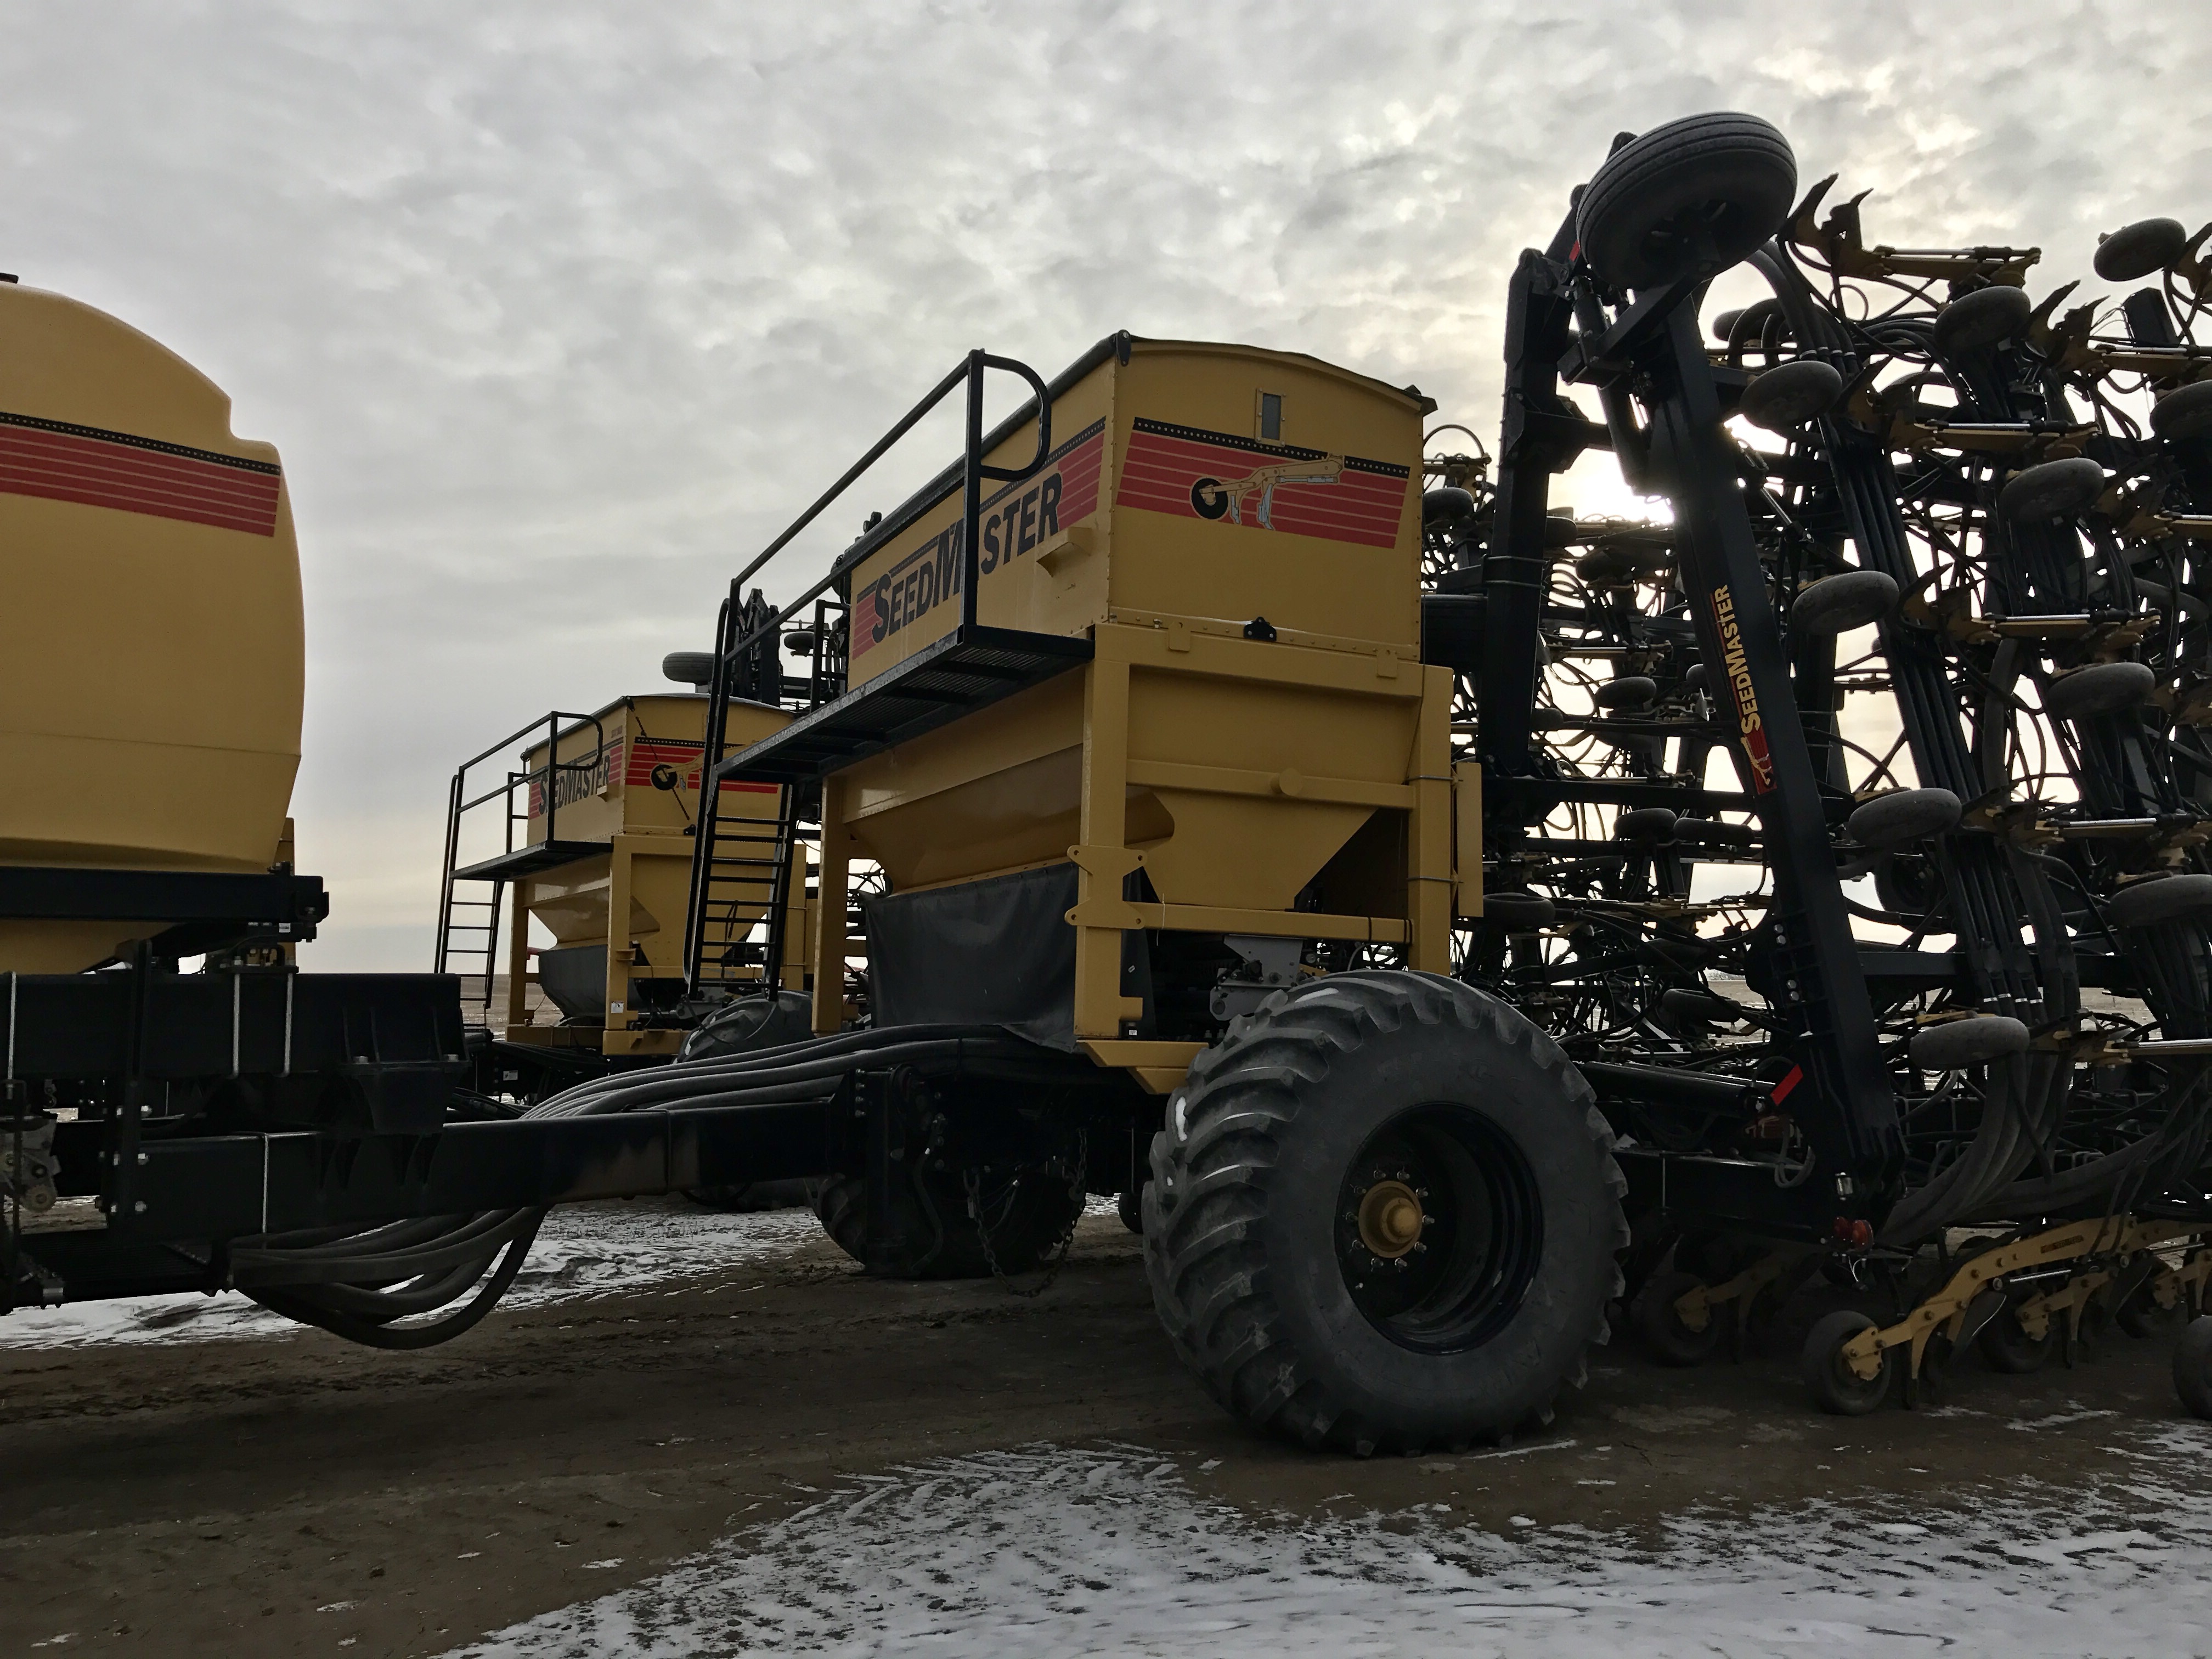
[434,710,608,991]
[716,349,1052,682]
[680,348,1053,998]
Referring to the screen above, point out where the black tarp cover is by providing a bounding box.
[862,862,1081,1049]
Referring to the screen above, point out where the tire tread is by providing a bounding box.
[1144,970,1626,1455]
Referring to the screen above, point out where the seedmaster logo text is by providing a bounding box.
[1712,585,1775,794]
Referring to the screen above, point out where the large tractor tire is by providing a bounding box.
[814,1162,1084,1280]
[1142,970,1627,1456]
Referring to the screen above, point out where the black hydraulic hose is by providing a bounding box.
[548,1046,1078,1113]
[245,1215,543,1351]
[527,1023,1031,1116]
[616,1062,1092,1116]
[1987,1071,2212,1219]
[1753,245,2076,1240]
[232,1209,537,1288]
[234,1022,1094,1347]
[240,1215,479,1261]
[296,1254,512,1321]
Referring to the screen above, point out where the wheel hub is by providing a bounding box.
[1333,1106,1543,1356]
[1356,1179,1426,1259]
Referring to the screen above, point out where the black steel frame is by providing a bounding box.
[1478,223,1902,1239]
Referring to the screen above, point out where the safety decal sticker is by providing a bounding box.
[1711,584,1775,794]
[850,417,1107,659]
[624,737,778,797]
[527,738,777,815]
[1115,418,1408,549]
[0,409,283,537]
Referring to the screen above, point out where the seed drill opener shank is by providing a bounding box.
[1481,225,1904,1238]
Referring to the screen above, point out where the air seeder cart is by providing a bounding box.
[12,113,2212,1442]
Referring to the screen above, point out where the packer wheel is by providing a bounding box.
[1118,1185,1146,1235]
[1802,1309,1896,1414]
[1143,971,1626,1456]
[2117,1273,2185,1339]
[1976,1302,2056,1373]
[1633,1269,1725,1366]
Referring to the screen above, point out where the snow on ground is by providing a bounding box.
[448,1432,2212,1658]
[0,1199,818,1350]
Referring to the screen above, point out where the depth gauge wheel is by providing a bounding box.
[1802,1309,1896,1414]
[1143,970,1627,1456]
[1575,112,1797,291]
[1633,1269,1725,1366]
[2117,1272,2184,1340]
[1976,1302,2057,1373]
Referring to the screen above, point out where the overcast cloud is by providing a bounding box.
[4,1,2206,967]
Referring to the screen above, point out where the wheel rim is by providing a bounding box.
[1334,1104,1543,1355]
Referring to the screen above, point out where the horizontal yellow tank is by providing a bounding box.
[0,280,302,970]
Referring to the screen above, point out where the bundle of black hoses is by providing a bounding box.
[232,1023,1075,1348]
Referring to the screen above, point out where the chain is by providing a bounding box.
[964,1130,1088,1299]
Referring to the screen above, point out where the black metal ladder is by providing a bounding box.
[684,586,804,998]
[435,769,511,1021]
[684,772,807,998]
[435,711,608,1024]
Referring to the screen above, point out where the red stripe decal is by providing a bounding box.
[1114,417,1407,549]
[623,737,780,794]
[1770,1064,1804,1104]
[0,413,281,536]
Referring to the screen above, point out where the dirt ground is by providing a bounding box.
[2,1205,2204,1657]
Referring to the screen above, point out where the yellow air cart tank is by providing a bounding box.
[0,279,302,971]
[770,337,1466,1091]
[462,693,794,1057]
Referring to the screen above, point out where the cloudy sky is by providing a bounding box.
[5,1,2206,967]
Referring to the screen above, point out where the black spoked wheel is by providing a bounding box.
[1144,970,1626,1457]
[1576,112,1798,291]
[1632,1268,1725,1366]
[1803,1309,1897,1414]
[678,989,815,1060]
[679,991,822,1207]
